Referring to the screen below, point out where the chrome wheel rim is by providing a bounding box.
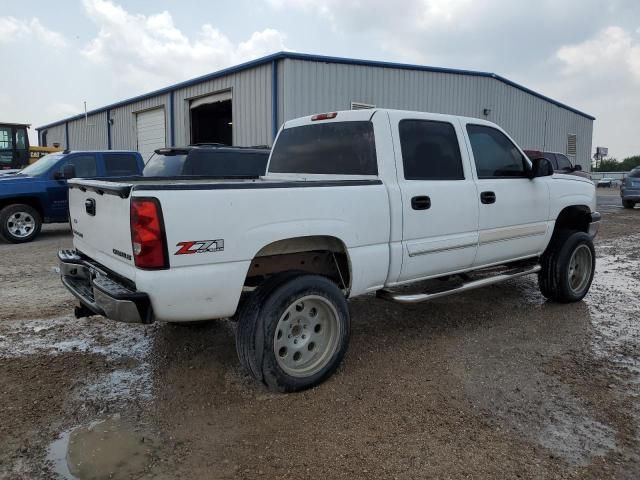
[568,244,592,294]
[273,295,340,378]
[7,211,35,238]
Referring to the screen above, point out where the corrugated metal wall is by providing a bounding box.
[173,63,272,147]
[41,123,67,148]
[281,59,593,169]
[110,94,170,150]
[36,57,593,169]
[67,112,108,150]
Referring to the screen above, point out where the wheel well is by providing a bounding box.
[245,236,351,291]
[553,206,591,237]
[0,197,44,219]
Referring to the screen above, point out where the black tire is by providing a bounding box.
[236,273,350,393]
[0,204,42,243]
[539,230,595,303]
[622,200,635,209]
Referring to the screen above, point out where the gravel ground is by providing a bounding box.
[0,195,639,479]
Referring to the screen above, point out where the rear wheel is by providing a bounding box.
[236,273,350,392]
[622,200,636,209]
[0,204,42,243]
[539,230,595,303]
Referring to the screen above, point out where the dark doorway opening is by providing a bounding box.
[190,99,232,145]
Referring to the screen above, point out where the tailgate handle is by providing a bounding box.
[85,198,96,216]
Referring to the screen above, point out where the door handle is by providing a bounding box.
[411,196,431,210]
[480,191,496,204]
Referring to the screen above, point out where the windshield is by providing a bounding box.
[19,154,64,176]
[143,153,187,176]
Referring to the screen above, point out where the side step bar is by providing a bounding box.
[377,265,541,304]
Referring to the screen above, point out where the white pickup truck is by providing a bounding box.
[59,109,600,392]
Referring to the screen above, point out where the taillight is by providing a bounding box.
[311,112,338,121]
[130,197,168,269]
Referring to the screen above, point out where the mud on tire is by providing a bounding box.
[539,230,595,303]
[235,272,350,393]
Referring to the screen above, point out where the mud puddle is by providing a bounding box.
[47,415,158,480]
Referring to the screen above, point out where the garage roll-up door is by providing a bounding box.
[190,90,232,109]
[136,108,166,162]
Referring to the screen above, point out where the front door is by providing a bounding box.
[464,123,551,267]
[392,113,479,283]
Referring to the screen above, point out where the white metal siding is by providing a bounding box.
[67,112,108,150]
[136,108,166,162]
[281,59,594,170]
[111,94,170,150]
[41,124,67,148]
[173,63,272,147]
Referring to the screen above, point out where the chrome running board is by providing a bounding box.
[377,265,541,304]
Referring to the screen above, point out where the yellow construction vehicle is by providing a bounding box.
[0,122,62,170]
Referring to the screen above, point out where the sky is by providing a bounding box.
[1,0,638,159]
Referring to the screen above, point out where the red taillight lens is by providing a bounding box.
[311,112,338,121]
[130,197,168,269]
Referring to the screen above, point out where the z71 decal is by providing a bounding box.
[175,239,224,255]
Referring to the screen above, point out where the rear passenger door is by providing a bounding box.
[102,152,141,177]
[464,123,550,267]
[391,113,479,283]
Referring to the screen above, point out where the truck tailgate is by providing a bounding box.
[68,180,137,280]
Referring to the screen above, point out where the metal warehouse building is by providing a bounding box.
[36,52,595,169]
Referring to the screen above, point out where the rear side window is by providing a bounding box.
[104,153,139,176]
[269,121,377,175]
[399,120,464,180]
[466,125,527,179]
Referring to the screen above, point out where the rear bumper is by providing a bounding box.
[589,211,601,239]
[58,249,152,324]
[621,189,640,201]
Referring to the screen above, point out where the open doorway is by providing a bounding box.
[190,92,232,145]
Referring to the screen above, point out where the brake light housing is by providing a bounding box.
[130,197,168,269]
[311,112,338,121]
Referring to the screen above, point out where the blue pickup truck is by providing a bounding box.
[0,150,144,243]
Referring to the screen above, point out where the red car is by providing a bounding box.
[523,150,591,180]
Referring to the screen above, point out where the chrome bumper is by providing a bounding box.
[589,212,601,239]
[58,250,152,324]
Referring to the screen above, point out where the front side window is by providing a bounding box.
[555,153,573,170]
[104,153,139,176]
[269,121,378,175]
[466,125,527,179]
[59,155,97,178]
[0,127,12,149]
[399,120,464,180]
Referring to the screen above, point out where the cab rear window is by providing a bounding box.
[269,121,378,175]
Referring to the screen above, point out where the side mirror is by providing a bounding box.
[529,157,553,178]
[56,164,76,180]
[573,164,582,171]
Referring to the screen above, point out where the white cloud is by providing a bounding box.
[81,0,288,91]
[0,16,67,48]
[557,26,640,82]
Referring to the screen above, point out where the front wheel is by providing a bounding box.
[622,200,636,209]
[236,273,350,392]
[539,230,595,303]
[0,204,42,243]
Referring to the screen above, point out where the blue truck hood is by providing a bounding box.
[0,174,47,198]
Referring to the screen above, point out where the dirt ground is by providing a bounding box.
[1,190,639,479]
